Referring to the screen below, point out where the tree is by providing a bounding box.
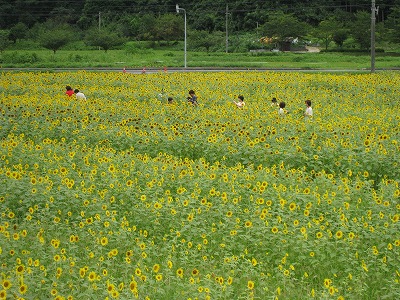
[37,22,74,54]
[385,5,400,44]
[0,30,11,52]
[153,14,182,45]
[1,0,398,50]
[9,22,28,43]
[351,11,371,50]
[117,13,140,38]
[243,10,267,32]
[48,7,80,25]
[188,30,224,52]
[313,18,342,50]
[191,13,217,33]
[85,26,126,52]
[134,14,157,41]
[332,29,349,49]
[261,11,310,50]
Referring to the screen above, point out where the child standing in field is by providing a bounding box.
[74,89,86,101]
[233,95,245,108]
[65,86,74,97]
[187,90,198,106]
[278,101,287,116]
[304,100,313,118]
[271,97,279,107]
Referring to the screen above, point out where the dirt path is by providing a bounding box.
[305,46,321,52]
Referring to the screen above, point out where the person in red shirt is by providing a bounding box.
[65,86,74,96]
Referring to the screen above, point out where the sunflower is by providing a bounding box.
[153,264,160,273]
[2,280,11,290]
[100,237,108,246]
[176,268,184,278]
[129,280,137,292]
[155,274,163,281]
[247,280,255,290]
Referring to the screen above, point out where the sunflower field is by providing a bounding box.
[0,70,399,300]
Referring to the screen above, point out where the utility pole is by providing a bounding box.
[225,4,229,53]
[98,12,101,51]
[371,0,379,73]
[176,4,187,68]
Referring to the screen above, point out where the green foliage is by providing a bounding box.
[6,39,42,50]
[262,11,310,40]
[36,21,75,54]
[385,6,400,44]
[39,30,74,54]
[313,18,343,50]
[85,27,126,52]
[9,22,28,43]
[0,30,11,53]
[0,0,399,53]
[135,14,157,41]
[0,71,399,300]
[2,48,400,69]
[0,1,397,54]
[351,11,371,50]
[260,11,310,50]
[188,30,225,52]
[153,14,183,44]
[0,51,40,64]
[332,29,349,49]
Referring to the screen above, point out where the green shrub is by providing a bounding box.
[163,52,175,57]
[0,51,40,64]
[8,39,42,50]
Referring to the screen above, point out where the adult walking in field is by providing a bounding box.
[74,89,86,101]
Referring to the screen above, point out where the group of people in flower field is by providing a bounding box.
[175,89,313,118]
[66,85,312,118]
[65,85,86,100]
[270,97,313,118]
[170,89,313,119]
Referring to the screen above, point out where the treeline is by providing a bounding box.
[0,0,396,30]
[0,0,399,53]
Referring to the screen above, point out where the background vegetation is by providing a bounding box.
[0,0,400,60]
[1,47,400,69]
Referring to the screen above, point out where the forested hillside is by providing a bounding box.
[0,0,399,52]
[0,0,395,29]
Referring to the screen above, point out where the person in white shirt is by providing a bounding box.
[233,95,245,108]
[278,101,287,116]
[74,89,86,100]
[304,99,313,118]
